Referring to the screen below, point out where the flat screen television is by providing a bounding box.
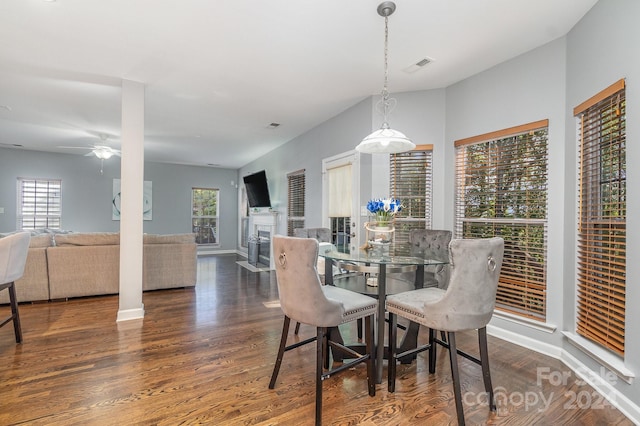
[243,170,272,208]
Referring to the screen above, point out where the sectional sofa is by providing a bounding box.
[0,231,197,303]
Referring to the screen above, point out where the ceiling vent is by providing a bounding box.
[268,123,280,129]
[403,57,434,74]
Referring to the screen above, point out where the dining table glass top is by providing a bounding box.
[319,243,448,267]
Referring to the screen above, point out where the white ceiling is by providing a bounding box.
[0,0,597,169]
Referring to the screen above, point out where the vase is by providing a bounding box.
[365,221,395,246]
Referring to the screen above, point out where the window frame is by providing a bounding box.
[287,169,305,236]
[17,177,62,230]
[191,187,220,246]
[454,120,549,321]
[389,145,433,254]
[573,79,626,356]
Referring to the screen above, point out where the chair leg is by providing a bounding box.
[428,328,436,374]
[316,326,325,426]
[357,318,363,340]
[9,282,22,343]
[387,312,398,392]
[447,332,466,426]
[294,321,301,335]
[269,316,291,389]
[478,327,496,412]
[364,314,376,397]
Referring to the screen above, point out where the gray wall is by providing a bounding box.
[0,148,239,250]
[239,97,374,234]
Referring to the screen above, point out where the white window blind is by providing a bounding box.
[390,145,433,253]
[17,178,62,230]
[574,79,626,356]
[455,120,549,321]
[287,169,305,236]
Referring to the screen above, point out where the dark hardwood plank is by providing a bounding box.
[0,254,633,425]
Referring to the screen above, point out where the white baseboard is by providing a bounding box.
[487,325,640,425]
[116,306,145,322]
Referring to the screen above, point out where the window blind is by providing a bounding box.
[575,79,626,356]
[455,120,549,321]
[17,178,62,230]
[287,169,306,236]
[390,145,433,254]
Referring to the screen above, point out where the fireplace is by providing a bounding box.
[248,211,278,269]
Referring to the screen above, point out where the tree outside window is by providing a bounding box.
[192,188,219,245]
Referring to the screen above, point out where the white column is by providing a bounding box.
[117,79,145,322]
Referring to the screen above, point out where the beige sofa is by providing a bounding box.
[0,232,197,303]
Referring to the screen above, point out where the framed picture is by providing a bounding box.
[112,179,153,220]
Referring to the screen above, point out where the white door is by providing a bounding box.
[322,150,361,252]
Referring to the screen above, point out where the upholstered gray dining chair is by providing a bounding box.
[386,237,504,426]
[0,232,31,343]
[292,227,333,334]
[269,235,377,426]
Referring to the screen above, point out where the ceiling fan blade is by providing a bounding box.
[57,145,92,150]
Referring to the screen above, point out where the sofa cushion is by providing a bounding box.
[143,233,196,244]
[54,232,120,246]
[29,234,53,248]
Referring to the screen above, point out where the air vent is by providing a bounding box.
[403,57,434,74]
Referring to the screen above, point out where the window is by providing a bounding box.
[192,188,219,245]
[574,79,626,356]
[455,120,549,321]
[17,178,62,230]
[390,145,433,254]
[287,169,305,236]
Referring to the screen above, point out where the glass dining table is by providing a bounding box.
[319,244,448,383]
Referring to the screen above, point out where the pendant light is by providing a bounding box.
[356,1,415,154]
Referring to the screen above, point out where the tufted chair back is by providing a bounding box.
[408,229,452,288]
[293,227,331,243]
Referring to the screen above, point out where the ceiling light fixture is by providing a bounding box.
[356,1,415,154]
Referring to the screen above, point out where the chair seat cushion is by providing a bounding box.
[322,286,378,325]
[386,287,445,326]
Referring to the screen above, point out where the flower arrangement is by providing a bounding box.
[366,197,402,224]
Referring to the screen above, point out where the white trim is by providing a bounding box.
[488,324,640,424]
[487,324,562,359]
[197,248,238,256]
[563,332,634,384]
[492,311,557,333]
[116,306,145,322]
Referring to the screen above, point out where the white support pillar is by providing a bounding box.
[117,79,145,322]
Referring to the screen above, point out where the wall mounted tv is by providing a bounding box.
[243,170,272,208]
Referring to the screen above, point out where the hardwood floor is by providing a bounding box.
[0,254,633,425]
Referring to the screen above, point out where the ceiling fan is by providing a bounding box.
[58,134,121,174]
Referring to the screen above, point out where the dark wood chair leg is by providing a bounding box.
[294,321,301,335]
[365,314,376,396]
[268,316,291,389]
[387,312,398,392]
[447,332,466,426]
[8,282,23,343]
[357,318,363,340]
[428,328,436,374]
[316,326,324,426]
[478,327,496,411]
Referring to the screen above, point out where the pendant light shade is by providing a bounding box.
[356,1,414,154]
[358,125,414,154]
